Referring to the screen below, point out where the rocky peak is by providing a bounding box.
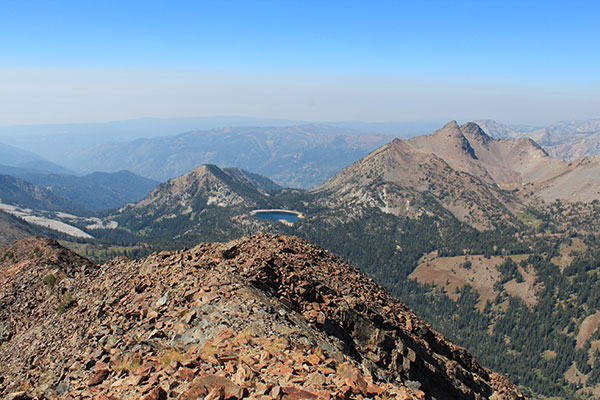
[418,121,478,161]
[461,122,492,146]
[514,137,550,158]
[129,164,273,213]
[0,234,525,399]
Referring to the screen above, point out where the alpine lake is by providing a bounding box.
[251,209,303,225]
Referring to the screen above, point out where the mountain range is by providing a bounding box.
[477,119,600,161]
[0,170,157,212]
[61,124,394,188]
[0,117,442,164]
[5,117,600,192]
[3,120,600,398]
[318,120,600,226]
[99,121,600,254]
[0,175,88,214]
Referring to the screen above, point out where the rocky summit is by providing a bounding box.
[0,234,525,400]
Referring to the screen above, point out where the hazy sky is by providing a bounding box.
[1,0,599,125]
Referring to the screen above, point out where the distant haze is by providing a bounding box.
[1,1,599,126]
[0,70,598,126]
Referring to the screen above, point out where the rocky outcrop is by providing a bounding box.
[0,235,526,399]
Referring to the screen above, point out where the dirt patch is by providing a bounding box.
[411,254,500,310]
[543,350,557,360]
[503,265,539,308]
[410,253,535,311]
[552,237,587,271]
[576,311,600,349]
[588,340,600,365]
[578,385,600,400]
[565,362,588,385]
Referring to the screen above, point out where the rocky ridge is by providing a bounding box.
[315,122,523,229]
[316,121,600,229]
[0,235,525,399]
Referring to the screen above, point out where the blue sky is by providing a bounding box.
[1,0,599,125]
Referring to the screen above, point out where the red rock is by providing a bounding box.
[366,383,386,395]
[185,375,244,399]
[87,368,110,386]
[306,354,321,366]
[318,367,336,375]
[316,390,331,400]
[336,385,352,400]
[178,367,196,381]
[279,365,294,375]
[304,372,326,387]
[4,392,32,400]
[141,386,167,400]
[255,382,273,395]
[123,373,147,386]
[136,364,154,376]
[205,387,226,400]
[0,234,526,400]
[180,384,208,400]
[316,312,326,325]
[271,386,282,397]
[281,387,318,399]
[341,365,367,395]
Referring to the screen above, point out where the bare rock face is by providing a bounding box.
[0,234,526,399]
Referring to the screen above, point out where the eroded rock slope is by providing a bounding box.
[0,235,525,399]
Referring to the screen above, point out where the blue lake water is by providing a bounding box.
[253,211,300,223]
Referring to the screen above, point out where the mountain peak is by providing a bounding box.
[442,120,460,130]
[124,164,281,220]
[424,120,478,160]
[432,120,461,137]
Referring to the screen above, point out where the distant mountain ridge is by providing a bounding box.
[114,122,600,243]
[476,118,600,160]
[61,124,394,188]
[4,169,158,211]
[0,174,87,214]
[0,142,73,175]
[0,116,441,163]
